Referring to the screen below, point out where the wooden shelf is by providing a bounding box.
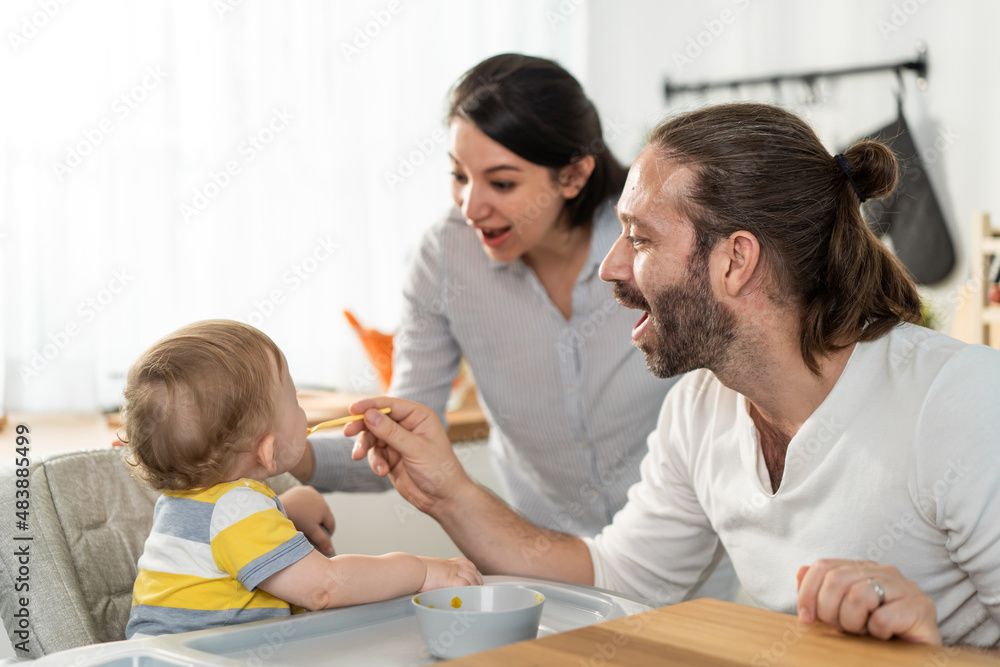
[970,211,1000,349]
[295,388,489,442]
[983,306,1000,324]
[104,388,489,444]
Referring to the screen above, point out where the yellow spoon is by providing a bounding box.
[306,407,391,436]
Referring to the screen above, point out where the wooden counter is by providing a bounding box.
[442,598,999,666]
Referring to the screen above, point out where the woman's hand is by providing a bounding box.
[796,559,941,644]
[419,556,483,592]
[343,397,474,516]
[279,485,336,556]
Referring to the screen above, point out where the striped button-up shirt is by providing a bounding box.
[312,199,679,537]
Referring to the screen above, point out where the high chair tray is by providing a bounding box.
[29,575,654,666]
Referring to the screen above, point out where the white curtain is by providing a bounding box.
[1,0,589,411]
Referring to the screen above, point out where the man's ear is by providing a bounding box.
[557,155,596,198]
[715,230,762,298]
[255,432,278,475]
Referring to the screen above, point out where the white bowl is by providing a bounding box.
[412,585,545,659]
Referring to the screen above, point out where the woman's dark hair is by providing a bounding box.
[448,53,628,229]
[648,102,922,374]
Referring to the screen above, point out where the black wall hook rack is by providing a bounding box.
[663,43,928,105]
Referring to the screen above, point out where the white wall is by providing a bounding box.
[579,0,999,330]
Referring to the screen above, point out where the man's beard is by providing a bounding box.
[613,254,737,378]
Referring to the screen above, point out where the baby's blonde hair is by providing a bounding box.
[122,320,285,491]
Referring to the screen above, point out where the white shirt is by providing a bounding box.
[585,324,1000,646]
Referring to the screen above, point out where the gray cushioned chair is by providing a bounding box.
[0,448,299,660]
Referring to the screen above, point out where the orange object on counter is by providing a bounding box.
[344,310,394,390]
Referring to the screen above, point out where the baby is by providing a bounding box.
[122,319,481,638]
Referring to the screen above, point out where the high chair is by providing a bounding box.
[0,448,299,659]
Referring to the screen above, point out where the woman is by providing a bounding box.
[293,54,734,597]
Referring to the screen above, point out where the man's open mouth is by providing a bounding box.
[632,310,650,341]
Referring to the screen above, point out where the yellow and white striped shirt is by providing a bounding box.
[126,478,313,638]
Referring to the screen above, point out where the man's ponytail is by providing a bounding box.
[803,142,921,372]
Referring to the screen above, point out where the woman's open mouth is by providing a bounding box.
[478,226,513,248]
[632,310,650,341]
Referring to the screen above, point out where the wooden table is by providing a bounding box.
[441,599,999,666]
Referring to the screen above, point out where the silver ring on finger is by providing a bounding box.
[868,578,886,607]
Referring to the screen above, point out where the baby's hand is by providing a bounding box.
[279,486,336,556]
[419,557,483,592]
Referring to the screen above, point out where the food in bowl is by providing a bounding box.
[412,585,545,659]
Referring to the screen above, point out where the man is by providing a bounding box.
[345,103,1000,648]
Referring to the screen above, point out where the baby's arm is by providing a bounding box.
[278,486,336,556]
[258,552,481,611]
